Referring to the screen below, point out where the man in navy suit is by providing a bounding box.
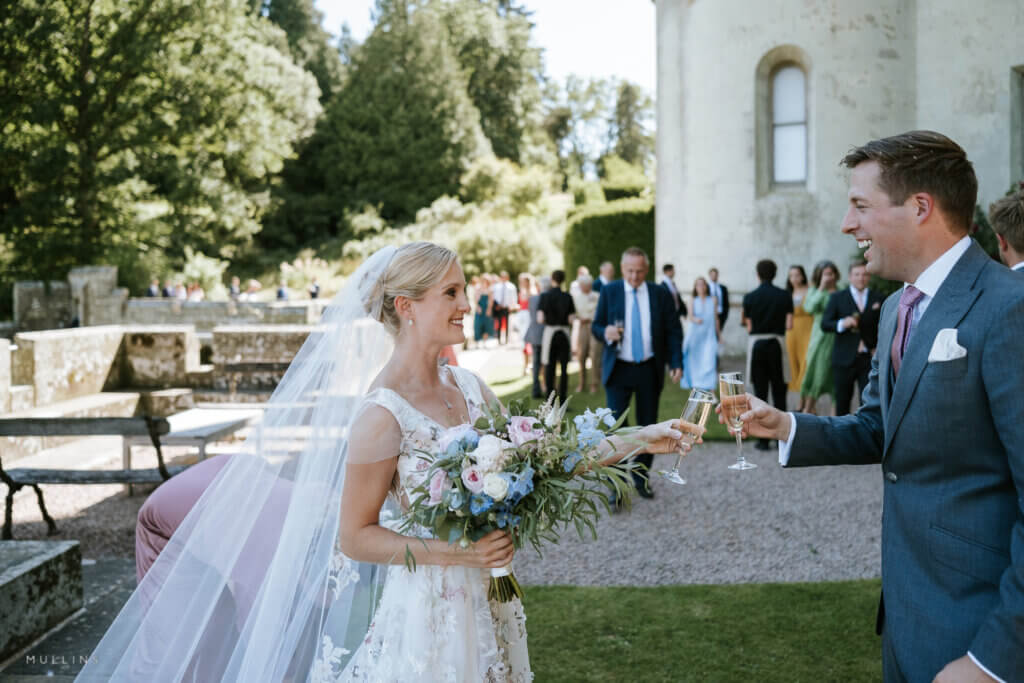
[737,131,1024,682]
[593,247,683,500]
[822,260,884,415]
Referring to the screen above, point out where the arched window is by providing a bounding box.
[771,65,807,184]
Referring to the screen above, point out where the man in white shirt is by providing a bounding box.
[594,261,614,293]
[708,267,730,328]
[989,188,1024,272]
[731,131,1024,683]
[490,271,517,345]
[659,264,686,318]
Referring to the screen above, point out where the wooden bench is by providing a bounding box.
[0,417,175,539]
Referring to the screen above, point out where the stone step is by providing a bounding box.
[139,388,194,417]
[192,388,273,404]
[1,393,140,464]
[0,541,83,663]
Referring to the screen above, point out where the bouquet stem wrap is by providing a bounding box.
[488,564,524,603]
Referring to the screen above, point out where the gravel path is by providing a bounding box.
[10,438,883,586]
[513,441,882,586]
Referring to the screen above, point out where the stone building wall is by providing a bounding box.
[12,327,125,407]
[0,339,10,413]
[13,283,73,331]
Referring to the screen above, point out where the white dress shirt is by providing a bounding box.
[776,236,1003,682]
[1011,261,1024,272]
[834,285,868,334]
[710,281,724,313]
[618,281,653,362]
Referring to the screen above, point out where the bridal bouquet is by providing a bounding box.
[401,395,639,602]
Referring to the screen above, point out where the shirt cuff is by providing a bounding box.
[777,413,797,466]
[967,652,1005,683]
[836,319,846,334]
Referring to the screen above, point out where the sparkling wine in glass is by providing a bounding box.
[719,372,756,470]
[613,318,624,345]
[659,388,716,485]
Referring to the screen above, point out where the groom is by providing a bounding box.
[593,247,683,500]
[737,131,1024,682]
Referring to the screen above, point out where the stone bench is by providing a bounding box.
[0,540,83,662]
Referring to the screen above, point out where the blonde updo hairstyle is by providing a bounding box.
[363,242,459,336]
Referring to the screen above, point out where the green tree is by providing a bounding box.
[0,0,320,291]
[606,79,654,168]
[259,0,344,101]
[542,75,612,179]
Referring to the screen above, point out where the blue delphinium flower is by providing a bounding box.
[563,451,583,472]
[444,440,462,459]
[461,431,480,450]
[574,412,597,432]
[447,489,465,510]
[470,493,495,515]
[494,506,512,528]
[504,466,535,505]
[595,407,616,428]
[577,426,603,449]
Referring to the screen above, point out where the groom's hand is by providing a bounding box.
[933,655,996,683]
[669,367,682,384]
[716,393,792,442]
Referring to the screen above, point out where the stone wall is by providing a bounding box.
[122,299,320,332]
[12,326,125,407]
[13,282,73,331]
[121,326,202,388]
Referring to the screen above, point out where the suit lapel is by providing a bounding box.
[884,244,987,455]
[877,293,898,423]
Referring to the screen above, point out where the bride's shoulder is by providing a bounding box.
[349,399,402,459]
[448,365,498,407]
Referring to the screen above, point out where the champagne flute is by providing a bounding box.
[613,318,625,345]
[719,372,756,470]
[659,388,716,485]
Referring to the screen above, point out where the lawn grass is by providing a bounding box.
[489,365,733,441]
[525,580,882,682]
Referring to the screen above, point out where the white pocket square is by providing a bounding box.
[927,328,967,362]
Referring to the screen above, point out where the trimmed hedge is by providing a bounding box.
[601,182,646,201]
[563,198,654,281]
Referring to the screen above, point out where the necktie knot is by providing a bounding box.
[899,285,924,309]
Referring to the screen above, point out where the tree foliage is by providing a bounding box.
[0,0,321,293]
[258,0,344,101]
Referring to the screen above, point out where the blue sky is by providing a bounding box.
[314,0,656,94]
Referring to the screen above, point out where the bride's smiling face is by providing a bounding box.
[403,263,471,346]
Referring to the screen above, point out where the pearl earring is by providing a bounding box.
[408,319,414,326]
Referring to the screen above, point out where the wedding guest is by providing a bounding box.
[473,274,493,345]
[537,270,575,404]
[569,265,590,297]
[491,271,516,344]
[570,274,601,393]
[524,276,549,398]
[593,247,683,500]
[308,277,321,299]
[516,274,536,375]
[741,259,792,449]
[239,279,261,302]
[146,278,161,297]
[276,282,289,301]
[784,265,812,395]
[989,187,1024,271]
[708,267,730,328]
[162,280,175,298]
[822,260,883,416]
[737,130,1024,682]
[594,261,614,293]
[659,264,687,318]
[228,276,241,301]
[174,281,187,301]
[186,282,205,302]
[682,276,719,390]
[798,261,839,414]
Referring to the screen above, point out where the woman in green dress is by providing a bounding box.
[799,260,840,414]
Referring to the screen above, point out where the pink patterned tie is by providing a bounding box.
[890,285,924,377]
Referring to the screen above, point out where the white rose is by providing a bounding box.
[483,473,509,502]
[472,435,509,473]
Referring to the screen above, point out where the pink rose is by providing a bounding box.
[461,466,485,494]
[508,416,545,448]
[428,470,450,506]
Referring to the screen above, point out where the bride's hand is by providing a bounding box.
[452,530,515,568]
[637,419,695,455]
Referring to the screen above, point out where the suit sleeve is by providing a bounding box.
[786,345,885,467]
[968,294,1024,677]
[592,287,609,342]
[821,291,844,333]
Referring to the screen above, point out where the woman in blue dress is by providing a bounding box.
[682,276,720,390]
[472,274,493,344]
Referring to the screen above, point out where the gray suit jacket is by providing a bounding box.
[787,242,1024,680]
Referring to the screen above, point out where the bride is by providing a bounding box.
[77,242,687,682]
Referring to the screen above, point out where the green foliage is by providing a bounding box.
[526,581,882,681]
[0,0,321,294]
[261,0,344,101]
[598,155,649,201]
[542,75,613,180]
[564,198,654,283]
[606,80,654,169]
[568,176,605,207]
[277,251,344,297]
[181,247,230,301]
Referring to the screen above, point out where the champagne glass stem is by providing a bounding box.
[734,429,745,468]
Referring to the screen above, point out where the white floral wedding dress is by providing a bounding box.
[336,365,532,682]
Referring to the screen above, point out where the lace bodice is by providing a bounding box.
[364,365,485,509]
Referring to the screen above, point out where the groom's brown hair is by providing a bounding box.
[841,130,978,234]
